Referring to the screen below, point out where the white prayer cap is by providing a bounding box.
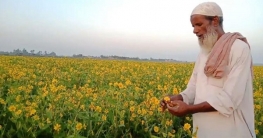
[191,2,223,17]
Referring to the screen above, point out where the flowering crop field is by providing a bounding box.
[0,55,262,138]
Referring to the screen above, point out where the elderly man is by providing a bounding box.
[160,2,256,138]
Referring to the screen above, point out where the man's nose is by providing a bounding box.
[193,27,198,34]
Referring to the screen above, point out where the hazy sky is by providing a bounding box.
[1,0,263,62]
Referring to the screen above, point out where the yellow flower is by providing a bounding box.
[163,85,167,91]
[15,110,22,116]
[114,82,119,87]
[95,106,102,113]
[157,85,162,90]
[158,107,162,112]
[137,109,142,114]
[166,120,173,126]
[168,132,174,137]
[129,101,134,105]
[131,113,136,118]
[102,115,107,121]
[125,80,131,85]
[29,109,36,116]
[163,96,170,102]
[141,109,147,115]
[183,123,191,131]
[141,120,145,125]
[148,111,153,115]
[15,95,21,102]
[47,118,51,124]
[255,105,261,110]
[154,126,159,133]
[33,115,39,121]
[8,105,16,112]
[54,123,61,132]
[26,101,31,105]
[76,123,83,131]
[130,106,135,112]
[80,104,85,110]
[118,83,124,89]
[120,120,124,126]
[0,98,6,105]
[173,88,178,94]
[31,102,37,107]
[255,129,259,135]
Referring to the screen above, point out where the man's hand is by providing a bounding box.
[166,100,217,116]
[160,94,183,112]
[166,100,189,117]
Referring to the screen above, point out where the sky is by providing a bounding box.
[0,0,263,63]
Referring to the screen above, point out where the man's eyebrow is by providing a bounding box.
[192,22,201,27]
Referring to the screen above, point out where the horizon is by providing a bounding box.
[2,49,263,65]
[1,0,263,63]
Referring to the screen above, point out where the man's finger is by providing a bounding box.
[170,100,180,105]
[162,107,166,112]
[160,102,167,112]
[166,103,174,109]
[167,102,179,109]
[166,104,173,112]
[167,104,178,115]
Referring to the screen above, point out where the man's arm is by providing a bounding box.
[179,54,200,105]
[161,54,199,111]
[166,100,216,117]
[170,94,184,101]
[187,102,216,114]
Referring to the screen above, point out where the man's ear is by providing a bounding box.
[213,16,219,27]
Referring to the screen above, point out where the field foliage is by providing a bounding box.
[0,56,262,138]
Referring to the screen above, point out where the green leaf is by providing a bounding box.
[150,135,160,138]
[162,132,168,137]
[67,134,87,138]
[46,109,53,119]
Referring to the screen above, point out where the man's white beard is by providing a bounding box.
[198,26,218,54]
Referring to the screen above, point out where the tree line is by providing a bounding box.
[0,48,57,57]
[0,48,183,62]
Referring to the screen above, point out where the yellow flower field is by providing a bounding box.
[0,55,262,138]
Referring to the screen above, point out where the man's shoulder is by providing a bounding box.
[230,39,251,58]
[229,38,252,65]
[231,39,250,51]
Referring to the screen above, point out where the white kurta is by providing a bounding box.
[180,39,256,138]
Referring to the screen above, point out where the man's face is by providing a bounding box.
[190,15,211,38]
[190,15,218,53]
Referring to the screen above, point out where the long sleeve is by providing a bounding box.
[180,54,200,105]
[206,41,253,117]
[180,72,197,105]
